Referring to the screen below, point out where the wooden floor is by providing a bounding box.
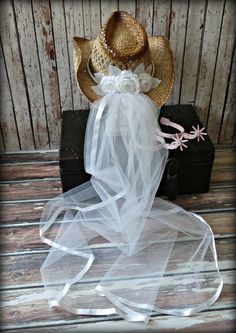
[1,146,236,333]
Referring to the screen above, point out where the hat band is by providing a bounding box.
[86,57,155,84]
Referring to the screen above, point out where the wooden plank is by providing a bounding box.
[233,127,236,144]
[199,211,236,237]
[172,187,236,212]
[118,0,136,17]
[0,162,235,199]
[64,0,94,110]
[135,0,153,35]
[0,187,235,223]
[1,269,234,330]
[0,201,46,225]
[215,145,236,151]
[50,0,73,112]
[180,0,206,104]
[0,161,59,181]
[214,146,236,168]
[0,150,59,164]
[0,144,234,166]
[0,1,34,150]
[64,0,88,110]
[211,167,236,186]
[207,0,236,143]
[0,127,5,152]
[82,0,100,40]
[166,0,189,105]
[32,0,61,148]
[219,45,236,144]
[153,0,171,37]
[0,161,230,190]
[195,0,225,126]
[100,0,119,26]
[5,309,235,333]
[1,238,236,290]
[1,212,235,254]
[14,0,50,150]
[2,238,235,290]
[0,157,234,183]
[81,0,100,109]
[0,179,61,201]
[0,146,234,225]
[0,41,20,151]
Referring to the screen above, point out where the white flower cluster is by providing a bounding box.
[91,64,161,96]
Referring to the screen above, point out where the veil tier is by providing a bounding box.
[40,91,222,322]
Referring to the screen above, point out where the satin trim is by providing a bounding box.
[40,212,223,320]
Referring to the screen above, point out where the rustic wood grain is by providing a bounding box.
[0,186,235,225]
[0,161,59,181]
[79,0,100,109]
[153,0,171,37]
[1,267,234,320]
[180,0,206,104]
[6,309,235,333]
[0,127,5,152]
[0,179,235,207]
[0,150,59,164]
[1,212,235,254]
[64,0,87,110]
[0,144,236,193]
[118,0,136,17]
[211,167,236,186]
[232,119,235,147]
[172,187,236,212]
[1,1,235,151]
[32,0,61,148]
[2,237,235,291]
[166,0,188,105]
[219,45,236,144]
[213,146,236,167]
[0,146,235,227]
[0,201,46,225]
[0,3,235,329]
[0,145,233,165]
[0,1,34,150]
[0,179,61,201]
[1,269,234,330]
[101,0,118,26]
[50,0,73,112]
[0,159,234,183]
[14,0,50,150]
[195,0,225,126]
[207,0,236,143]
[135,0,153,35]
[0,170,235,201]
[82,0,100,40]
[0,147,235,332]
[0,40,20,151]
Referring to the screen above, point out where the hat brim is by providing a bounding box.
[73,36,174,107]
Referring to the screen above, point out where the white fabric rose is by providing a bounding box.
[100,76,116,94]
[139,73,153,93]
[91,64,161,96]
[115,71,140,93]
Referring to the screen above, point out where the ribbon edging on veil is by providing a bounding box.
[39,64,223,322]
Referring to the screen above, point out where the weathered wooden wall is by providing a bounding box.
[0,0,235,151]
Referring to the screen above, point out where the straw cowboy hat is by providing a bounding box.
[73,11,173,107]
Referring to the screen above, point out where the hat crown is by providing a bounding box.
[90,11,152,75]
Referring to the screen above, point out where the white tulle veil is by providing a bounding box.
[40,65,222,322]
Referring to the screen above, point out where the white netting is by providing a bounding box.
[40,90,222,322]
